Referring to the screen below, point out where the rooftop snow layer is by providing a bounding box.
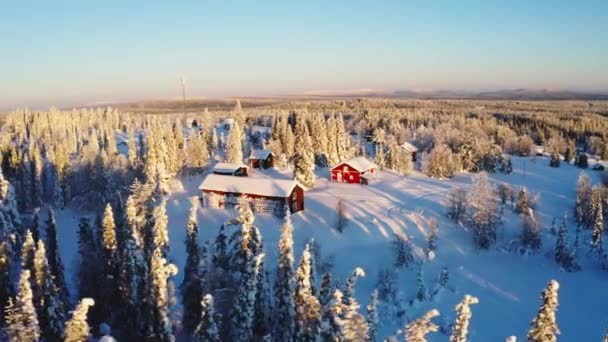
[199,174,298,197]
[400,142,418,153]
[334,156,378,172]
[250,149,273,160]
[212,163,248,174]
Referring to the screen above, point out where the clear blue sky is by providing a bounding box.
[1,0,607,108]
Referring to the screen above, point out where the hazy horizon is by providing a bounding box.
[1,0,607,109]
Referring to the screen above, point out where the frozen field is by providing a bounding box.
[53,156,606,341]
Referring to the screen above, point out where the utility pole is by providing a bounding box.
[180,76,187,126]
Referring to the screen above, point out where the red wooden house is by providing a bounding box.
[330,157,378,185]
[248,149,275,169]
[199,174,304,216]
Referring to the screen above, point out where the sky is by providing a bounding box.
[0,0,607,108]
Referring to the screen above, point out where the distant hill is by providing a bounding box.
[392,88,608,100]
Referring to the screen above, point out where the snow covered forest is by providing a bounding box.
[1,98,608,341]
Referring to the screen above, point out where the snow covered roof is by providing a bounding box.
[400,142,418,153]
[212,163,248,174]
[333,157,377,172]
[250,149,273,160]
[199,174,299,197]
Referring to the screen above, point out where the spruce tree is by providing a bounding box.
[193,294,221,342]
[100,203,119,324]
[225,120,244,164]
[294,243,322,341]
[274,214,296,342]
[45,210,69,304]
[181,203,203,334]
[367,289,379,342]
[232,253,264,341]
[147,247,178,341]
[33,240,65,342]
[449,295,479,342]
[153,200,170,256]
[64,298,95,342]
[590,189,604,255]
[0,240,15,325]
[7,269,40,342]
[323,289,346,341]
[293,119,316,188]
[527,280,560,342]
[416,263,428,302]
[343,267,365,308]
[318,272,333,309]
[404,309,440,342]
[21,229,37,275]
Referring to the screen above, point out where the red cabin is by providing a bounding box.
[330,157,378,185]
[199,174,304,216]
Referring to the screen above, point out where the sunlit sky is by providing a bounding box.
[1,0,607,108]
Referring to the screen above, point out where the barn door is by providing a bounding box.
[337,172,342,182]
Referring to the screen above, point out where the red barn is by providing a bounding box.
[330,157,378,185]
[199,174,304,216]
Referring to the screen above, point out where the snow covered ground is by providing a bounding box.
[53,156,607,341]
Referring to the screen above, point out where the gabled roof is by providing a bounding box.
[400,142,418,153]
[332,157,377,173]
[199,174,299,197]
[250,149,273,160]
[212,163,248,174]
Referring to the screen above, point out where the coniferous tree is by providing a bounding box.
[153,200,170,256]
[294,243,322,341]
[146,247,178,341]
[5,269,40,342]
[528,280,560,342]
[342,267,365,308]
[590,188,604,255]
[253,258,272,339]
[0,167,22,233]
[76,217,102,303]
[100,203,119,324]
[45,210,69,304]
[64,298,95,342]
[449,295,479,342]
[521,209,542,251]
[293,117,316,188]
[232,253,264,342]
[367,289,379,342]
[404,309,440,342]
[554,215,576,271]
[30,210,40,243]
[274,214,296,342]
[21,229,37,276]
[393,234,415,268]
[0,240,15,326]
[318,272,333,309]
[574,173,592,228]
[212,223,229,272]
[181,203,203,334]
[116,200,145,341]
[323,289,346,341]
[33,240,65,342]
[415,263,428,303]
[193,294,221,342]
[225,121,244,164]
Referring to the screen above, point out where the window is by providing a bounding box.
[343,165,348,172]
